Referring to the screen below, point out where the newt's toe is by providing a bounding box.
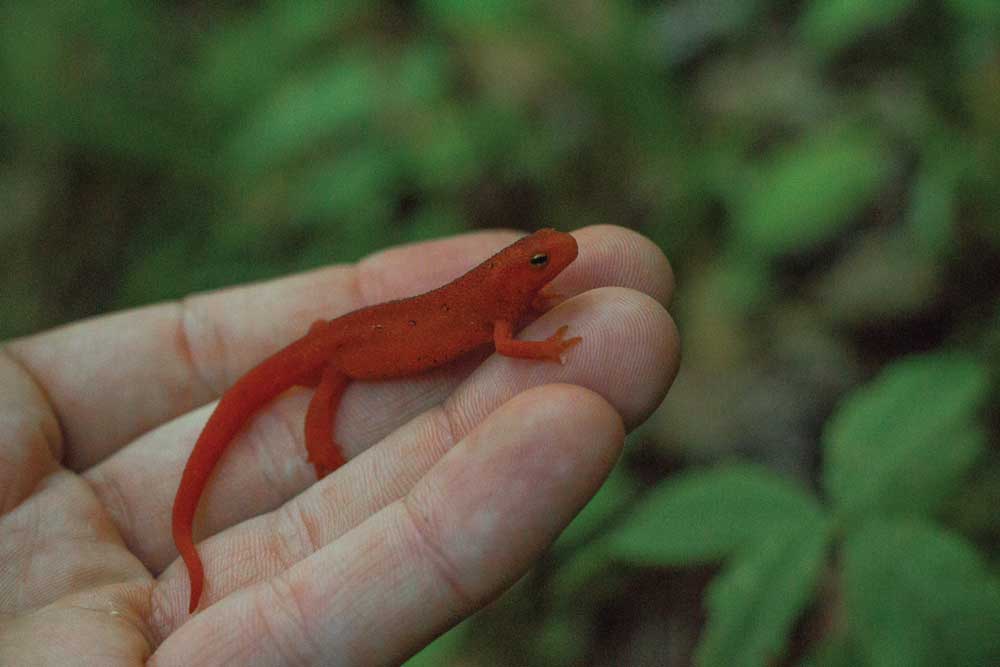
[544,326,582,363]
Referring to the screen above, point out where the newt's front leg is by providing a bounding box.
[493,320,581,364]
[305,365,349,478]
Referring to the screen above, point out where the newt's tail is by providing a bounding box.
[172,337,321,613]
[172,386,264,613]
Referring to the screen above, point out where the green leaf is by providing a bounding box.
[696,521,831,667]
[555,460,638,551]
[605,464,825,565]
[798,0,917,59]
[823,353,989,521]
[549,463,639,597]
[906,161,958,258]
[226,54,378,174]
[843,517,1000,667]
[195,2,366,112]
[732,127,890,257]
[906,133,968,259]
[393,41,454,107]
[401,105,483,192]
[288,146,400,224]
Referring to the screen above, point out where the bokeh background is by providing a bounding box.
[2,1,998,665]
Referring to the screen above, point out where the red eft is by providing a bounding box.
[172,228,582,612]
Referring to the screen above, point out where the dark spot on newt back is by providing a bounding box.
[408,320,417,327]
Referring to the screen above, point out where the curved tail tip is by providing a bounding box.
[177,540,204,613]
[188,580,202,614]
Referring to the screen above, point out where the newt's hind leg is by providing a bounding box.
[304,365,349,479]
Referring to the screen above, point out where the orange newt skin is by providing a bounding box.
[172,228,582,613]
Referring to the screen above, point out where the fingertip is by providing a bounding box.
[453,382,626,518]
[571,225,676,308]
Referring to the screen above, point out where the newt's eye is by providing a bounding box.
[530,253,549,267]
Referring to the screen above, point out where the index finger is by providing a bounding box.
[5,230,520,472]
[6,225,672,471]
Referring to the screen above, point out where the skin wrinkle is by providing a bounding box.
[0,346,64,465]
[147,574,178,650]
[434,397,466,458]
[399,494,475,615]
[2,431,61,522]
[259,575,317,667]
[174,297,221,401]
[274,496,324,569]
[83,467,136,566]
[116,580,159,655]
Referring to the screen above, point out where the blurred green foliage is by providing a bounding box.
[2,0,999,665]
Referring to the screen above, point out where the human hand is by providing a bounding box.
[0,225,678,665]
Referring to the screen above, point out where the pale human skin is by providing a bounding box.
[0,225,678,666]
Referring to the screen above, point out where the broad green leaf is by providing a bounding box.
[605,464,825,565]
[555,460,637,551]
[696,521,831,667]
[732,127,890,257]
[906,160,959,258]
[906,133,968,258]
[549,463,639,597]
[288,146,400,224]
[196,2,366,112]
[843,517,1000,667]
[823,353,988,521]
[402,106,482,192]
[226,54,378,174]
[798,0,917,59]
[394,41,453,107]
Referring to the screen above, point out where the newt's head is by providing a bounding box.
[497,228,578,293]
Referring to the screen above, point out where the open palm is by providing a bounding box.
[0,225,678,666]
